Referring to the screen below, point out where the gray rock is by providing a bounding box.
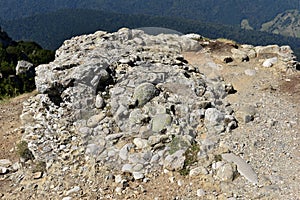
[164,150,186,171]
[255,45,280,56]
[245,69,256,76]
[16,60,34,75]
[152,114,172,132]
[132,172,145,180]
[222,153,258,184]
[262,57,278,68]
[121,164,133,173]
[87,113,105,128]
[204,108,225,134]
[119,143,132,160]
[95,94,105,109]
[0,159,12,167]
[129,109,144,124]
[85,139,106,156]
[235,105,256,124]
[133,163,144,171]
[216,163,234,182]
[133,82,158,106]
[189,166,208,176]
[196,189,206,197]
[231,48,249,62]
[66,186,80,195]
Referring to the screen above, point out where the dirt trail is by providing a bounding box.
[0,92,35,162]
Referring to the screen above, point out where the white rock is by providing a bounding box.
[133,138,148,149]
[62,197,72,200]
[0,159,12,167]
[133,172,144,180]
[245,69,256,76]
[222,153,258,184]
[115,187,122,194]
[216,163,234,181]
[121,164,133,173]
[115,175,123,183]
[262,57,278,67]
[196,189,206,197]
[189,166,208,176]
[0,167,9,174]
[95,94,105,109]
[212,161,225,170]
[66,186,80,195]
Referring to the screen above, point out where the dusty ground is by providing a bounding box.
[0,42,299,199]
[0,92,36,162]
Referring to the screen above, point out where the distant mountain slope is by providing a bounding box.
[3,9,300,55]
[0,0,298,29]
[0,27,14,47]
[261,10,300,38]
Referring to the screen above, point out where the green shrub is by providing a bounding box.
[179,142,200,176]
[16,141,34,161]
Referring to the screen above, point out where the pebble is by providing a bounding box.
[189,166,208,176]
[66,186,81,196]
[122,164,133,173]
[132,172,144,180]
[196,189,206,197]
[0,167,9,174]
[33,172,43,179]
[216,163,234,182]
[62,197,72,200]
[0,159,12,167]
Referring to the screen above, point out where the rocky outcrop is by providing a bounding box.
[21,28,237,176]
[16,60,34,76]
[17,28,300,199]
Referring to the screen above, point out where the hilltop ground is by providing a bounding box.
[0,39,299,199]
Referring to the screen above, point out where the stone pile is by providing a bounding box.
[20,28,238,180]
[2,28,298,199]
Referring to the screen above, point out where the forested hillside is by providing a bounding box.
[0,0,298,29]
[0,30,54,99]
[3,9,300,59]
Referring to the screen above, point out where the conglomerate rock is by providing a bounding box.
[21,28,236,176]
[3,28,298,199]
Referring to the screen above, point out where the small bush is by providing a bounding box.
[16,141,34,161]
[179,142,200,176]
[33,161,46,173]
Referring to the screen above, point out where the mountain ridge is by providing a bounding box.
[261,9,300,38]
[2,8,300,60]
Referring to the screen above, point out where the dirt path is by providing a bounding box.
[0,93,36,163]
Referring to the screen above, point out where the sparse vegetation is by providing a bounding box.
[168,136,189,155]
[179,142,200,176]
[16,140,34,161]
[32,161,46,173]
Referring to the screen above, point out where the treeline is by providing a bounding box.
[0,40,54,99]
[3,9,300,58]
